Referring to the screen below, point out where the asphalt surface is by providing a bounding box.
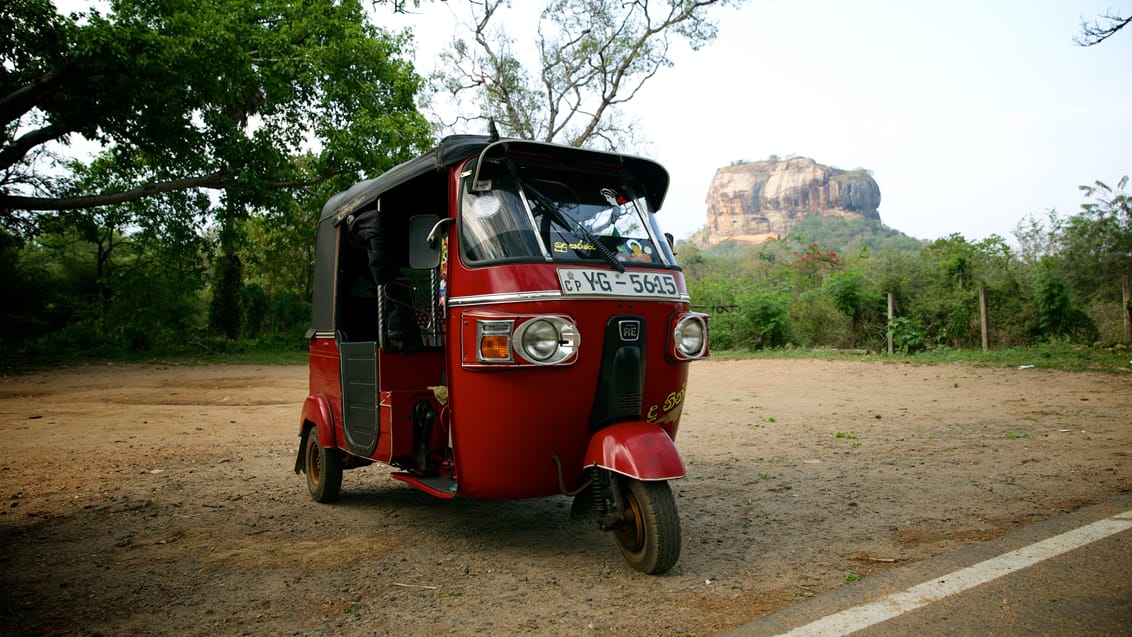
[722,493,1132,637]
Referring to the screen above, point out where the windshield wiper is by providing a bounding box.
[504,161,626,273]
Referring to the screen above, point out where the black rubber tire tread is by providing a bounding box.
[613,478,681,574]
[304,430,343,503]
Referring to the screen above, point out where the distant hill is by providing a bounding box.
[691,156,881,247]
[684,215,923,259]
[781,215,925,255]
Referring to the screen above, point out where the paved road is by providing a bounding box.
[723,493,1132,637]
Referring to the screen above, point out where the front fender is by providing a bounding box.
[294,394,336,474]
[584,421,685,481]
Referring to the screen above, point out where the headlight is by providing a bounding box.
[672,314,708,359]
[514,316,580,365]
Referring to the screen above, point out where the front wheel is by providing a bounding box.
[613,478,681,574]
[304,430,342,503]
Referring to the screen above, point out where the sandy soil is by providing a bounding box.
[0,359,1129,636]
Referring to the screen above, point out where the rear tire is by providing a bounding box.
[613,478,680,574]
[304,430,342,503]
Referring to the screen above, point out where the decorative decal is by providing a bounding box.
[645,382,686,423]
[555,240,597,253]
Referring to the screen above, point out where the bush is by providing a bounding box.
[729,286,794,350]
[887,316,925,354]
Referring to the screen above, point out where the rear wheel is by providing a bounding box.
[613,478,680,574]
[304,430,342,503]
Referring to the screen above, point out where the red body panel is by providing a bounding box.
[304,337,342,447]
[442,258,691,499]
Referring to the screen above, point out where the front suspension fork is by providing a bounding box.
[581,466,626,531]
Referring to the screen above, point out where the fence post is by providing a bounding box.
[978,285,989,352]
[887,292,894,355]
[1123,274,1131,345]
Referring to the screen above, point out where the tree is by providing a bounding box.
[1075,10,1131,46]
[1,0,431,218]
[827,268,866,347]
[1063,178,1132,293]
[1060,177,1132,342]
[433,0,743,149]
[1031,257,1097,343]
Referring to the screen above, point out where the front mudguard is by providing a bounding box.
[583,421,685,481]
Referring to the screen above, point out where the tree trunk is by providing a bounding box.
[209,204,246,340]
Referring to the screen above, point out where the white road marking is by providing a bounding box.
[774,509,1132,637]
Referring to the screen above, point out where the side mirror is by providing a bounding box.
[409,215,448,269]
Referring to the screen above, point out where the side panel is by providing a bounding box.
[306,335,343,448]
[377,389,442,464]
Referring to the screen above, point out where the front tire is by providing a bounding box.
[304,430,342,503]
[613,478,680,574]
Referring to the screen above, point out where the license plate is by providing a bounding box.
[557,268,680,298]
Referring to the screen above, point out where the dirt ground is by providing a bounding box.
[0,359,1129,636]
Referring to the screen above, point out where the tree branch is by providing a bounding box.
[1075,11,1131,46]
[0,120,78,172]
[0,70,67,129]
[0,166,348,213]
[0,170,236,212]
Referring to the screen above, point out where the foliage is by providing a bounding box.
[1061,177,1131,302]
[786,215,924,256]
[684,178,1132,354]
[827,268,867,346]
[1012,177,1131,342]
[1031,259,1098,342]
[1,0,429,358]
[2,3,1129,360]
[2,0,431,217]
[431,0,743,148]
[724,286,794,350]
[886,316,925,354]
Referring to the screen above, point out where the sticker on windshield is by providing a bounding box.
[558,268,680,299]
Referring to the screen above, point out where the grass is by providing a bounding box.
[3,343,308,372]
[707,342,1132,374]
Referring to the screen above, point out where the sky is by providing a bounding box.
[382,0,1132,243]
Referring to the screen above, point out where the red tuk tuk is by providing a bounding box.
[295,134,708,574]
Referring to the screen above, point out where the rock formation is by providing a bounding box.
[692,157,881,246]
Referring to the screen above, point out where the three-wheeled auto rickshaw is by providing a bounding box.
[295,134,708,574]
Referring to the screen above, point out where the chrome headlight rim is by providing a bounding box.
[673,315,707,359]
[513,316,580,365]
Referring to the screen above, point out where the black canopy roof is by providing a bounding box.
[319,135,670,225]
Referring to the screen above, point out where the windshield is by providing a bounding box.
[459,160,677,268]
